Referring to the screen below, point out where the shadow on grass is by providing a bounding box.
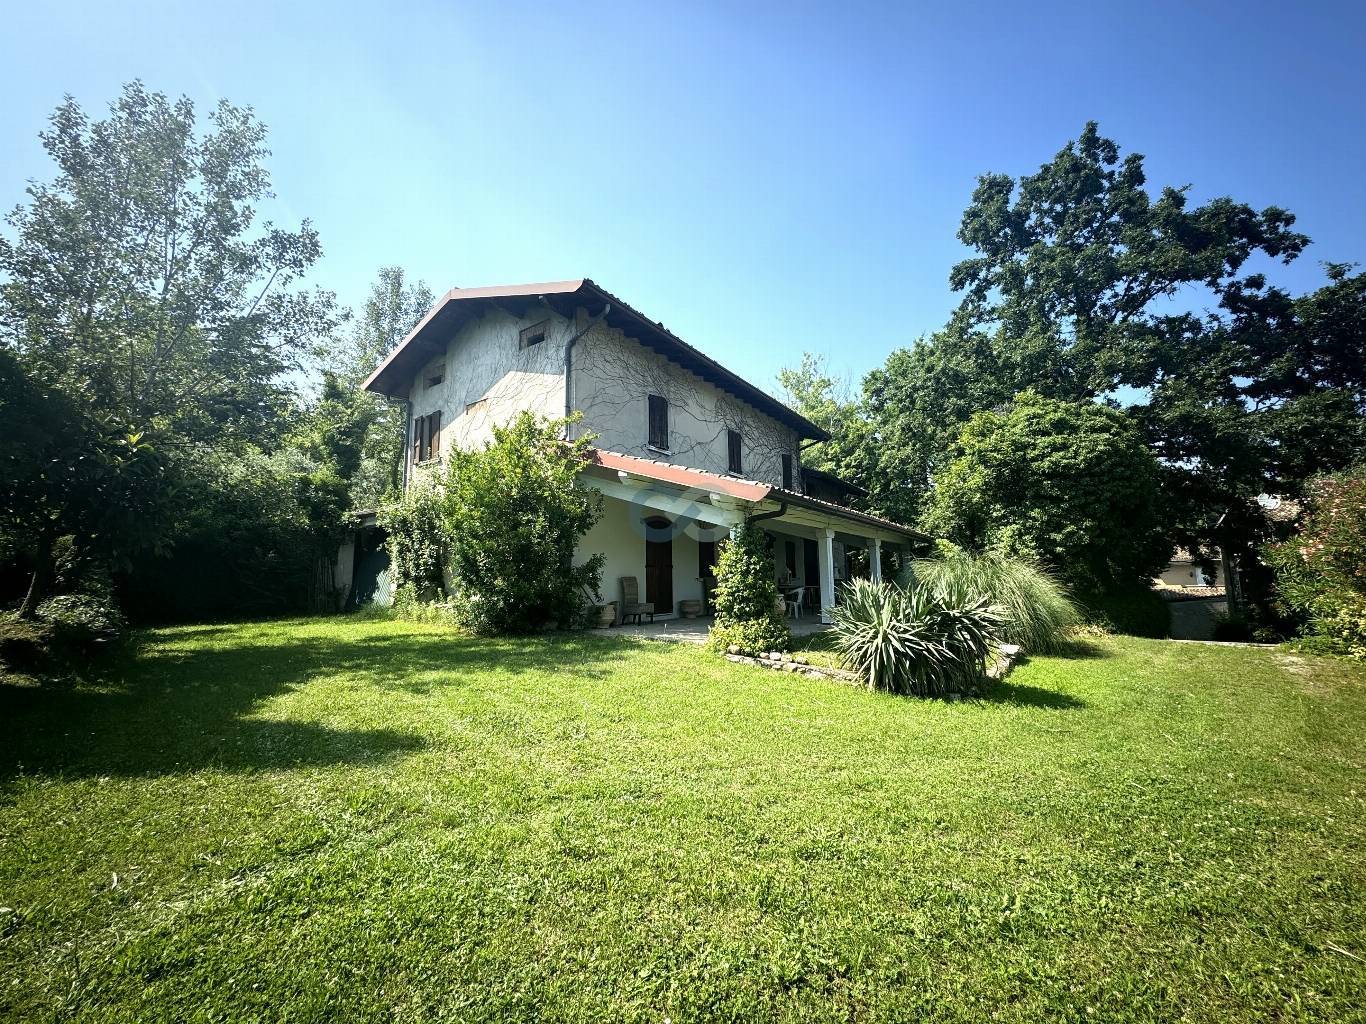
[0,626,630,783]
[984,677,1087,709]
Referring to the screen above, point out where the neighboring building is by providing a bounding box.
[360,278,928,624]
[1154,549,1223,591]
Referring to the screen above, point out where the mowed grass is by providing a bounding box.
[2,619,1365,1023]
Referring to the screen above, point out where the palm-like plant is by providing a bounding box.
[832,578,1000,696]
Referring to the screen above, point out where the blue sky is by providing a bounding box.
[2,1,1363,395]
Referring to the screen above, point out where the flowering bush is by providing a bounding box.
[1264,468,1366,658]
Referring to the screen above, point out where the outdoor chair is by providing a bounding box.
[619,577,655,625]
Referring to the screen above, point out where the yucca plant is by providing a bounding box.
[832,578,1000,696]
[912,548,1078,654]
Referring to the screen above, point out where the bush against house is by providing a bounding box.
[920,392,1171,596]
[707,521,790,655]
[1265,468,1366,658]
[383,412,605,635]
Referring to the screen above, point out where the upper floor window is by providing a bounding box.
[412,411,441,465]
[727,429,743,474]
[647,394,670,451]
[781,453,793,490]
[426,372,444,388]
[519,321,548,349]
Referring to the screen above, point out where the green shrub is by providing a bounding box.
[35,593,127,648]
[1212,613,1253,643]
[912,547,1078,654]
[1264,468,1366,658]
[1082,586,1171,638]
[832,578,1000,697]
[441,413,603,635]
[0,614,56,670]
[378,475,448,601]
[707,521,789,655]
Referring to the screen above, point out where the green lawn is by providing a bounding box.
[2,619,1365,1023]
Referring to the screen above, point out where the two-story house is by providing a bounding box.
[360,279,928,624]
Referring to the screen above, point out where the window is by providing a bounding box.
[426,372,444,388]
[519,321,547,349]
[647,394,669,451]
[412,411,441,465]
[781,453,793,490]
[727,430,743,474]
[785,540,797,577]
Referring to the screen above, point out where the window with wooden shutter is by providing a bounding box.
[647,394,669,451]
[727,430,742,474]
[411,414,422,469]
[428,411,441,461]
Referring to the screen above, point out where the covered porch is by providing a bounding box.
[576,448,929,627]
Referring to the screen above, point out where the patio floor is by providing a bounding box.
[603,615,832,645]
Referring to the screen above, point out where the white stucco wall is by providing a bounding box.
[403,305,807,495]
[572,320,802,488]
[577,492,715,619]
[406,308,567,465]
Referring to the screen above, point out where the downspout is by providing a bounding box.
[542,297,611,440]
[399,398,412,490]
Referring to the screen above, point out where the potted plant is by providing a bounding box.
[595,601,617,628]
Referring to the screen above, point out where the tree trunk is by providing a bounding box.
[17,534,55,620]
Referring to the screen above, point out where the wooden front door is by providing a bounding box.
[803,538,819,592]
[645,519,674,613]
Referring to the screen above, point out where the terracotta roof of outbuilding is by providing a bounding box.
[361,278,829,441]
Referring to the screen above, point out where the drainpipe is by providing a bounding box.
[399,398,412,490]
[542,297,611,440]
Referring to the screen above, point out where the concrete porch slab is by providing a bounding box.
[600,615,832,645]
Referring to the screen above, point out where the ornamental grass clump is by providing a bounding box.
[832,578,999,697]
[912,547,1079,654]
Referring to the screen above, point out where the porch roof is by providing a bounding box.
[583,447,931,544]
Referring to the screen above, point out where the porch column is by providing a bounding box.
[820,527,836,625]
[871,538,882,584]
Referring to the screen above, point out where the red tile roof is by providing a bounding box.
[584,447,928,541]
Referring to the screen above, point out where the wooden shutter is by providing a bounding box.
[727,430,742,474]
[411,414,422,468]
[648,395,669,450]
[429,411,441,460]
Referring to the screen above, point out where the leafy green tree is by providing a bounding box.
[321,267,435,508]
[0,81,337,445]
[0,350,169,617]
[439,412,604,634]
[777,353,877,503]
[921,393,1170,594]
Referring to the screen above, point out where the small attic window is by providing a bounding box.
[520,321,548,349]
[426,372,444,388]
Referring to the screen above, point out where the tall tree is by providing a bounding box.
[319,267,434,507]
[0,81,337,446]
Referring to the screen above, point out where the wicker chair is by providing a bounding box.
[619,577,655,625]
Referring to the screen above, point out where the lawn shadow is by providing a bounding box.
[0,624,630,783]
[983,675,1087,710]
[1043,635,1114,660]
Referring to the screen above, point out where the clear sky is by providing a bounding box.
[2,1,1363,395]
